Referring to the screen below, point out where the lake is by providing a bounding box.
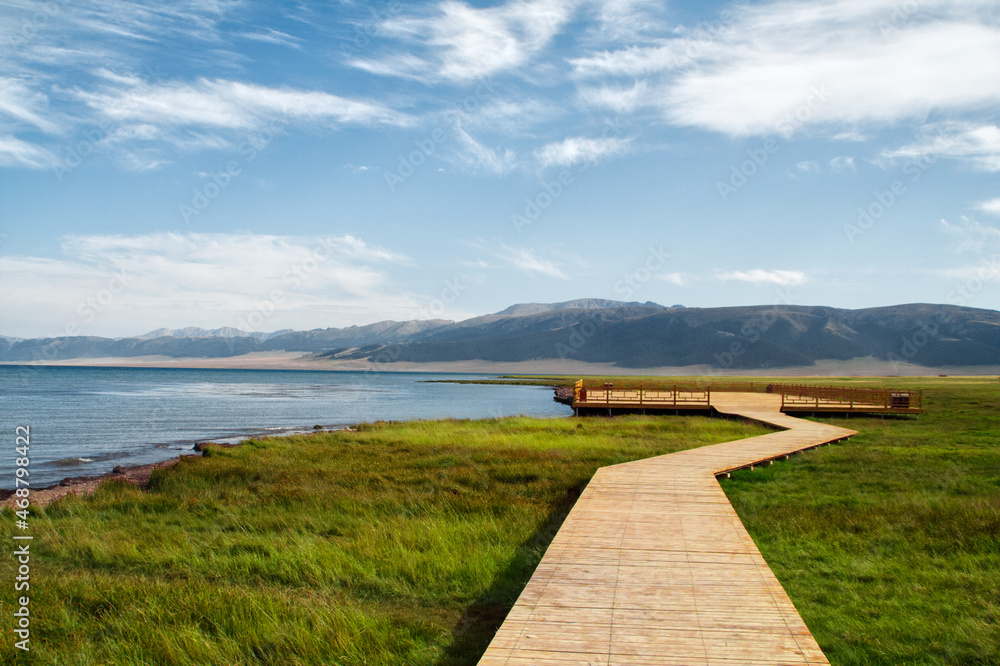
[0,366,572,489]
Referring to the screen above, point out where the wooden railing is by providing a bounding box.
[571,380,923,414]
[573,379,711,409]
[771,384,922,413]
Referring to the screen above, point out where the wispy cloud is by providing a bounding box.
[0,135,58,169]
[829,155,856,172]
[351,0,576,82]
[451,127,518,174]
[576,80,651,113]
[975,198,1000,216]
[238,28,302,49]
[0,77,62,133]
[494,244,568,279]
[658,272,689,286]
[881,122,1000,172]
[0,233,419,337]
[534,135,629,167]
[76,74,411,131]
[572,0,1000,136]
[717,269,809,286]
[939,216,1000,253]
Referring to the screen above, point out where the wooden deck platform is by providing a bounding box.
[571,380,922,416]
[478,393,857,665]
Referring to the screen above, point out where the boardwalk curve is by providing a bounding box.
[478,392,857,666]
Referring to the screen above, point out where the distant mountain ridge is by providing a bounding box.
[3,301,999,369]
[137,327,294,341]
[495,299,669,316]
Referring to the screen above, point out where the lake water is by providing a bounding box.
[0,366,572,489]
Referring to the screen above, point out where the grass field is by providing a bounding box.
[2,376,996,665]
[0,415,766,665]
[722,376,1000,665]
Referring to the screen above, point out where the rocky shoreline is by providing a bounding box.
[0,457,195,509]
[554,385,574,405]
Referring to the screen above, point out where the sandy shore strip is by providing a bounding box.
[4,352,999,376]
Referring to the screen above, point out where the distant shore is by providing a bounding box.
[4,352,999,376]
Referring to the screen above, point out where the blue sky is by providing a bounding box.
[1,0,999,339]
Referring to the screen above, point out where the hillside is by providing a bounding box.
[2,302,999,369]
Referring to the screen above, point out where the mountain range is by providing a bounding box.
[3,300,999,369]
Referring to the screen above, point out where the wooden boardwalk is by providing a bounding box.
[478,393,857,666]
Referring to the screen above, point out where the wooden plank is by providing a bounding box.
[478,392,858,666]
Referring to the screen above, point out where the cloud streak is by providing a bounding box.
[534,135,629,167]
[351,0,576,81]
[573,0,1000,137]
[76,74,411,131]
[494,244,569,279]
[717,269,809,286]
[0,233,421,337]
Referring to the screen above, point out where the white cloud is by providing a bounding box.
[832,131,870,142]
[238,28,302,49]
[796,160,820,173]
[352,0,576,82]
[494,244,568,279]
[585,0,666,42]
[658,272,688,286]
[0,135,58,169]
[829,155,856,172]
[0,77,61,133]
[452,127,518,174]
[444,97,559,134]
[0,233,420,338]
[534,135,629,167]
[717,269,809,286]
[75,75,411,132]
[572,0,1000,136]
[975,198,1000,216]
[939,216,1000,252]
[576,80,651,113]
[881,122,1000,172]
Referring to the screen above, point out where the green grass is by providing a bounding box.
[723,376,1000,665]
[3,377,997,665]
[0,415,766,665]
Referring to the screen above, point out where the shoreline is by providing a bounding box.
[0,456,188,509]
[4,353,1000,376]
[0,425,351,509]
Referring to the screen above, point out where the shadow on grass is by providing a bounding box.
[436,480,589,666]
